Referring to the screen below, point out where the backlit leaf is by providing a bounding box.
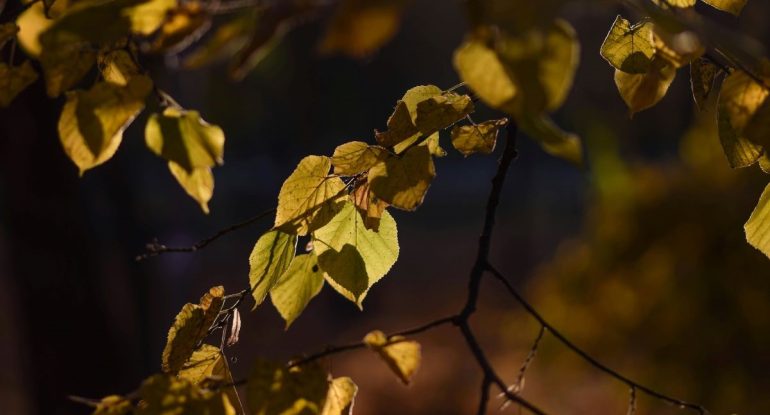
[58,76,152,175]
[652,27,704,69]
[147,2,211,53]
[745,183,770,259]
[98,49,141,86]
[453,39,516,108]
[314,201,398,306]
[414,92,474,135]
[702,0,747,15]
[145,107,225,172]
[40,43,96,97]
[717,69,767,168]
[319,0,408,57]
[363,330,421,385]
[249,230,297,306]
[161,286,225,373]
[275,155,346,235]
[16,2,53,57]
[614,56,676,116]
[331,141,387,175]
[92,395,132,415]
[690,57,719,110]
[600,16,654,74]
[744,94,770,150]
[519,113,582,166]
[450,118,508,156]
[351,178,388,231]
[178,344,228,385]
[653,0,696,7]
[137,374,235,415]
[125,0,177,36]
[270,253,325,328]
[168,163,214,214]
[369,145,435,211]
[375,85,442,148]
[0,61,38,107]
[320,377,357,415]
[246,360,328,415]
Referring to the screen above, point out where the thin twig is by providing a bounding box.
[500,325,546,410]
[477,375,492,415]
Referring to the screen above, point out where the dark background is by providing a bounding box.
[2,1,770,414]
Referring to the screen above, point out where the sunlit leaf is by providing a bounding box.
[320,377,357,415]
[178,344,228,385]
[147,2,211,53]
[453,39,517,108]
[614,56,676,116]
[414,92,474,135]
[600,16,654,74]
[363,330,421,385]
[246,360,328,415]
[137,374,235,415]
[744,92,770,150]
[92,395,132,415]
[145,107,225,172]
[717,69,767,168]
[161,286,225,374]
[702,0,747,15]
[450,118,508,156]
[690,57,719,110]
[270,253,325,328]
[275,155,346,235]
[375,85,443,148]
[313,201,399,306]
[0,61,38,107]
[331,141,387,175]
[368,144,435,211]
[58,76,152,175]
[519,113,582,166]
[98,49,141,86]
[125,0,177,36]
[351,178,388,231]
[168,162,214,214]
[653,0,696,7]
[249,230,297,306]
[421,132,446,157]
[319,0,408,57]
[16,2,53,57]
[745,183,770,259]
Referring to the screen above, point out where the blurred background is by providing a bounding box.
[1,0,770,414]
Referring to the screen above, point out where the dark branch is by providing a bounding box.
[476,375,492,415]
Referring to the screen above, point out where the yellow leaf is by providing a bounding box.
[125,0,177,36]
[98,49,141,86]
[369,144,435,211]
[614,56,675,116]
[168,162,214,214]
[275,155,346,235]
[145,107,225,172]
[702,0,747,15]
[147,2,210,53]
[653,0,696,7]
[161,286,225,373]
[450,118,509,156]
[363,330,421,385]
[760,153,770,174]
[320,377,357,415]
[421,132,446,157]
[183,11,255,69]
[652,27,704,69]
[690,57,719,110]
[744,94,770,150]
[92,395,132,415]
[58,76,152,175]
[178,344,227,385]
[137,374,236,415]
[319,0,407,57]
[351,178,388,231]
[414,92,474,135]
[249,230,297,306]
[331,141,387,175]
[0,61,38,107]
[375,85,443,148]
[313,201,398,306]
[717,69,767,168]
[745,183,770,259]
[519,113,582,166]
[453,39,517,108]
[246,360,329,415]
[270,253,325,328]
[16,2,53,57]
[600,16,654,74]
[40,43,96,97]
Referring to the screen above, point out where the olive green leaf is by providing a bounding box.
[319,0,408,57]
[314,201,399,306]
[321,377,357,415]
[614,56,676,116]
[270,253,325,328]
[92,395,132,415]
[0,61,38,108]
[161,286,225,374]
[717,69,767,168]
[600,16,654,74]
[178,344,229,385]
[702,0,747,15]
[137,374,235,415]
[451,118,509,156]
[246,359,329,415]
[363,330,421,385]
[40,43,96,98]
[453,39,517,109]
[745,183,770,259]
[690,57,719,110]
[58,76,153,175]
[414,92,474,135]
[331,141,387,175]
[124,0,177,36]
[249,230,297,306]
[369,145,435,211]
[275,155,347,235]
[145,107,225,172]
[168,162,215,214]
[98,49,142,86]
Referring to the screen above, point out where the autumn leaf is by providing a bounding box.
[321,377,357,415]
[369,145,435,211]
[331,141,387,175]
[414,93,474,135]
[92,395,132,415]
[313,201,399,306]
[600,16,655,74]
[519,113,582,166]
[16,2,53,57]
[0,22,18,49]
[717,69,767,168]
[145,107,225,172]
[319,0,408,57]
[183,11,256,69]
[652,27,704,69]
[147,2,211,54]
[168,162,215,214]
[125,0,177,36]
[375,85,443,148]
[0,61,38,107]
[246,360,329,415]
[39,43,96,98]
[450,119,509,156]
[137,374,235,415]
[270,253,325,328]
[702,0,747,15]
[98,49,142,86]
[453,39,517,109]
[249,230,297,306]
[363,330,421,385]
[351,178,388,231]
[745,183,770,259]
[690,57,719,110]
[614,56,676,116]
[178,344,229,385]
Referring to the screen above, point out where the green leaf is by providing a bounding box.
[275,155,347,235]
[363,330,421,385]
[246,360,329,415]
[270,253,325,328]
[519,113,582,166]
[58,76,153,175]
[702,0,747,15]
[745,183,770,259]
[331,141,387,175]
[145,107,225,172]
[178,344,228,385]
[450,119,509,156]
[137,374,236,415]
[717,69,767,168]
[690,57,719,110]
[320,377,357,415]
[161,286,225,374]
[313,201,399,306]
[319,0,407,57]
[249,230,297,306]
[369,145,435,211]
[600,16,654,74]
[414,92,474,135]
[0,61,38,108]
[614,56,676,116]
[168,162,215,214]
